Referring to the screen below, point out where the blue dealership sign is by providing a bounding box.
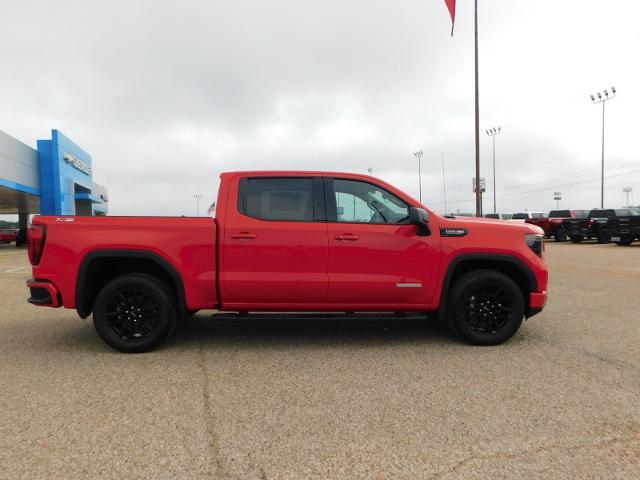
[37,129,94,215]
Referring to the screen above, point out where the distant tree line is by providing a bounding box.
[0,220,19,229]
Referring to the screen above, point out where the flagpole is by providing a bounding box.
[474,0,481,216]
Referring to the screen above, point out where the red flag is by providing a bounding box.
[444,0,456,36]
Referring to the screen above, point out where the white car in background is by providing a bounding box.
[483,213,513,220]
[509,212,548,223]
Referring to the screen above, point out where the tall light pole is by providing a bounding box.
[414,150,423,202]
[193,194,202,216]
[554,191,562,209]
[473,0,481,217]
[441,152,448,214]
[485,126,501,213]
[590,86,616,208]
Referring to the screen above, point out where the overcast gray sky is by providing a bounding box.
[1,0,639,216]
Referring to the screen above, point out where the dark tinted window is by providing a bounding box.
[549,210,571,218]
[332,179,410,224]
[512,213,528,219]
[484,213,500,219]
[588,209,615,218]
[243,177,314,221]
[530,212,548,219]
[615,209,640,216]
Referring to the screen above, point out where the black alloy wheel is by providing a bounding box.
[615,236,633,246]
[554,228,567,242]
[93,274,176,353]
[105,291,159,340]
[463,286,512,335]
[447,270,524,345]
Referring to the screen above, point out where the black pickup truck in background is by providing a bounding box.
[563,209,640,244]
[600,209,640,246]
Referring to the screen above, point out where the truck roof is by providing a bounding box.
[221,170,376,177]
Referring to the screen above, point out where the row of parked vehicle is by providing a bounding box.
[0,229,18,245]
[522,208,640,246]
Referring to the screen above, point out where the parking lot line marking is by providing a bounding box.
[4,266,26,273]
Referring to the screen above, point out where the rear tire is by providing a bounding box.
[554,228,567,242]
[570,236,583,243]
[446,270,524,346]
[597,234,611,244]
[93,274,177,353]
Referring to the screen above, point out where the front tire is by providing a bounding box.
[446,270,524,346]
[570,235,583,243]
[615,236,633,246]
[93,274,177,353]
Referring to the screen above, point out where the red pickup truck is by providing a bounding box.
[26,171,548,352]
[0,229,18,244]
[525,210,590,241]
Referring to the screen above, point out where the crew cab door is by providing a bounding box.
[219,175,328,306]
[324,177,440,307]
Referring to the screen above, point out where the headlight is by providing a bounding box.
[526,233,544,257]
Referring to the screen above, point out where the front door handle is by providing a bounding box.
[334,233,360,241]
[231,232,257,240]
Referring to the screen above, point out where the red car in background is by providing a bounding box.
[0,229,18,245]
[526,210,590,241]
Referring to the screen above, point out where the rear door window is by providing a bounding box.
[240,177,314,221]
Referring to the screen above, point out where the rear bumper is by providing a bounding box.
[26,279,61,308]
[527,291,547,318]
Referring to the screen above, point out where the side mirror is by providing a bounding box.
[409,207,431,236]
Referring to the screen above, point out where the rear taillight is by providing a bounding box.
[27,226,46,265]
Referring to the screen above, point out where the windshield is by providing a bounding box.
[588,209,615,218]
[615,209,640,216]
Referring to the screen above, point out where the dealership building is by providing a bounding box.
[0,129,108,243]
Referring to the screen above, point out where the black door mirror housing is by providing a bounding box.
[409,207,431,236]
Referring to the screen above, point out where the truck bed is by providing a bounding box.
[30,216,217,311]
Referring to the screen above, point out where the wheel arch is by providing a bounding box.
[438,254,538,320]
[76,250,188,320]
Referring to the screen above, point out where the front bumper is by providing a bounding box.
[26,279,61,308]
[527,291,547,318]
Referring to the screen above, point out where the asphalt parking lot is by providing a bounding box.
[1,242,639,479]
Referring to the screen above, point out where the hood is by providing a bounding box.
[438,215,544,235]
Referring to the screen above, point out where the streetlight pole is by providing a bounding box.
[590,87,616,208]
[485,126,501,213]
[473,0,481,217]
[441,152,447,214]
[193,194,202,216]
[413,150,423,202]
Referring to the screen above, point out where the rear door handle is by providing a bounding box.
[334,233,360,241]
[231,232,257,240]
